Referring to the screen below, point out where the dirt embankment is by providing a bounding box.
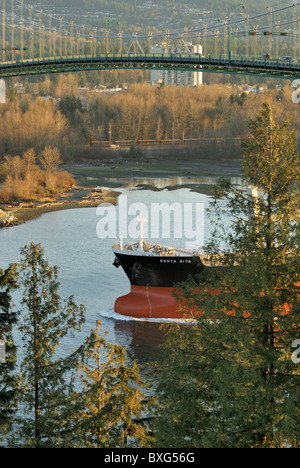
[0,209,19,227]
[0,186,120,227]
[0,149,243,228]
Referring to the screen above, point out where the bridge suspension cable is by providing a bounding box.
[8,0,300,40]
[0,0,299,61]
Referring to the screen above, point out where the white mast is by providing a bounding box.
[137,214,148,251]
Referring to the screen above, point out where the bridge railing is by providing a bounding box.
[0,53,300,78]
[0,53,299,66]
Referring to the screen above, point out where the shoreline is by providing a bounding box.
[67,154,243,185]
[0,156,243,228]
[0,187,121,228]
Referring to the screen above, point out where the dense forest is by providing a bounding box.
[86,82,300,144]
[0,74,299,205]
[0,76,299,158]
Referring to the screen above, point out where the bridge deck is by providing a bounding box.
[0,54,299,79]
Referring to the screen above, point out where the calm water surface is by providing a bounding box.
[0,189,229,364]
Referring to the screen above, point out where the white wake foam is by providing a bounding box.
[99,308,195,324]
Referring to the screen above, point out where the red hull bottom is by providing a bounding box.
[114,285,183,319]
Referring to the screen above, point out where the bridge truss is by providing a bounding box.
[0,54,300,80]
[0,1,300,80]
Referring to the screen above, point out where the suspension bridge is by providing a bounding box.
[1,0,300,80]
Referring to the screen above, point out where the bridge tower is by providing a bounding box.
[11,0,14,61]
[2,0,5,62]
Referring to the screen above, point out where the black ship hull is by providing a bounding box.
[113,251,205,287]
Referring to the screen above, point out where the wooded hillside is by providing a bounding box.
[1,78,299,159]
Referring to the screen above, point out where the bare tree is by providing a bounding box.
[4,155,14,175]
[23,148,36,173]
[39,146,62,173]
[5,155,24,180]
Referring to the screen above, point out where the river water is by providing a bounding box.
[0,187,231,364]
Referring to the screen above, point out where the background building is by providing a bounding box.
[150,42,203,87]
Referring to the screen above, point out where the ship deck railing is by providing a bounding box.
[112,242,226,266]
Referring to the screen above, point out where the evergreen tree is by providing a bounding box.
[152,321,219,448]
[0,265,18,444]
[72,320,153,448]
[154,103,300,448]
[14,243,86,448]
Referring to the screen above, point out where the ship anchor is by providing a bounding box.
[131,262,142,280]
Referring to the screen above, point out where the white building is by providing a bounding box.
[150,42,203,87]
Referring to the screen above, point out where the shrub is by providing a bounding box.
[55,171,75,188]
[0,162,8,182]
[0,187,12,203]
